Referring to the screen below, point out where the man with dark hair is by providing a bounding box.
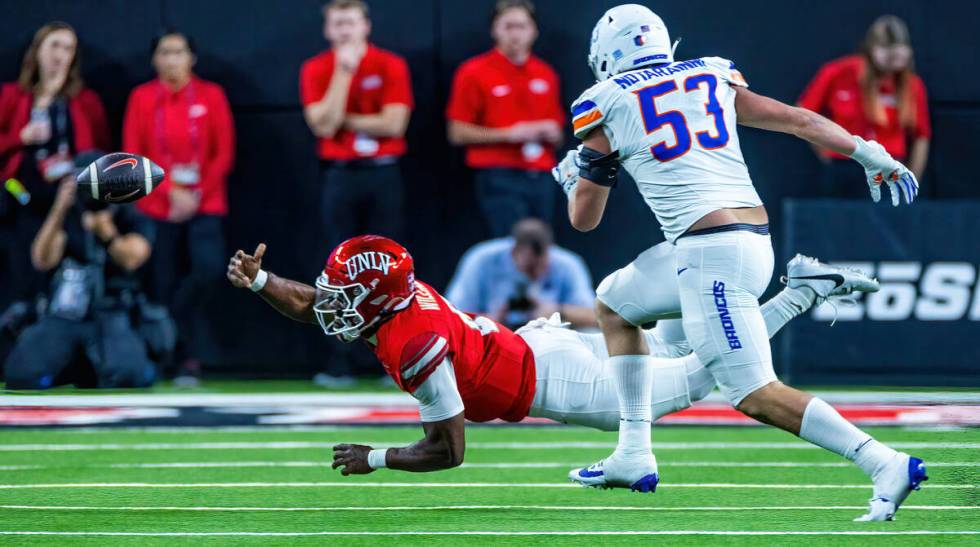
[446,0,565,237]
[445,218,596,330]
[300,0,414,386]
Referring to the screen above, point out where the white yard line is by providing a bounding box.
[0,531,977,537]
[1,441,976,451]
[0,461,976,471]
[0,504,976,512]
[2,390,978,406]
[0,482,973,489]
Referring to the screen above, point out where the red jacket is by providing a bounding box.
[123,76,236,220]
[0,82,110,181]
[798,55,930,161]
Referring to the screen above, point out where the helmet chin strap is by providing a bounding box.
[672,37,682,56]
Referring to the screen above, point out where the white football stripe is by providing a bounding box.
[142,156,153,195]
[0,504,975,512]
[1,460,975,471]
[0,531,976,537]
[401,337,447,380]
[0,441,976,451]
[0,482,972,489]
[88,162,99,199]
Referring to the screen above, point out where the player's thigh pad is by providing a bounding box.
[520,326,619,431]
[675,231,776,406]
[596,241,682,326]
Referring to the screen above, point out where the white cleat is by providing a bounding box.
[568,452,660,493]
[783,254,880,301]
[854,453,929,522]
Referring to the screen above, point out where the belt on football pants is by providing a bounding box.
[678,222,770,239]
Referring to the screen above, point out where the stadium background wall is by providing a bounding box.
[1,0,977,383]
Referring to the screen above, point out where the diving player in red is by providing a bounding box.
[227,234,877,476]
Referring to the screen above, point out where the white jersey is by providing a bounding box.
[571,57,761,242]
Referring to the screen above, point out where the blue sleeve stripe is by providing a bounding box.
[571,100,597,117]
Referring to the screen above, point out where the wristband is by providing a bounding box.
[577,146,620,187]
[250,269,269,292]
[367,448,389,469]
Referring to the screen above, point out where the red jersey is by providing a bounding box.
[446,49,564,171]
[123,77,236,220]
[798,55,930,161]
[372,281,536,423]
[300,44,413,161]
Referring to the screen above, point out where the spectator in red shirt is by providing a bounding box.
[799,15,929,198]
[300,0,413,386]
[446,0,564,237]
[123,30,236,385]
[0,22,110,304]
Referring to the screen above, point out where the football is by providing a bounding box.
[76,152,165,204]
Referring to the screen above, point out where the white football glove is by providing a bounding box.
[552,146,581,198]
[850,136,919,206]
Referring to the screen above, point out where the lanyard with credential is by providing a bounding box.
[154,81,202,166]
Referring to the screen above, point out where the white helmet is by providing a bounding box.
[588,4,674,81]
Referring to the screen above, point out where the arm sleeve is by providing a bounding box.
[445,66,483,124]
[84,91,112,152]
[208,86,236,180]
[299,59,328,107]
[398,332,450,392]
[382,55,414,109]
[798,61,834,113]
[0,84,23,156]
[444,246,485,313]
[563,252,596,307]
[911,77,931,139]
[703,57,749,88]
[121,90,144,155]
[570,83,612,140]
[411,357,465,423]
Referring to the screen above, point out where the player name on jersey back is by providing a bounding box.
[571,57,763,242]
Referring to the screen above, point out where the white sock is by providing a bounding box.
[611,354,654,456]
[799,397,897,479]
[761,287,816,338]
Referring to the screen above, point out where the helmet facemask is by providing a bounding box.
[314,275,371,342]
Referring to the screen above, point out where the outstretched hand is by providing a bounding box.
[332,444,375,476]
[227,243,266,289]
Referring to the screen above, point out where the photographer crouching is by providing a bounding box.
[4,175,162,389]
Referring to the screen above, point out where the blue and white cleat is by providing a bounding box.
[854,453,928,521]
[568,453,659,493]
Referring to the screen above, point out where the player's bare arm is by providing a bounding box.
[735,86,918,206]
[566,128,615,232]
[332,412,465,474]
[226,244,317,324]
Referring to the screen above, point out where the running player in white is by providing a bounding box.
[553,5,924,521]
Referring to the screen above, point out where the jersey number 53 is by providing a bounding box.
[635,73,730,162]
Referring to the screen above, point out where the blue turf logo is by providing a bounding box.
[713,281,742,350]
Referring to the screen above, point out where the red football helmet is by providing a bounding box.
[314,235,415,340]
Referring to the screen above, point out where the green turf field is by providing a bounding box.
[0,425,977,545]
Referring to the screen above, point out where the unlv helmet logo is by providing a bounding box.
[345,251,393,280]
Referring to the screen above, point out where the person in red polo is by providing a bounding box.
[446,0,564,236]
[799,15,930,198]
[123,30,235,385]
[300,0,413,386]
[0,22,110,303]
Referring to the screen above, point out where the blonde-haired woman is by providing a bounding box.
[799,15,930,197]
[0,22,110,301]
